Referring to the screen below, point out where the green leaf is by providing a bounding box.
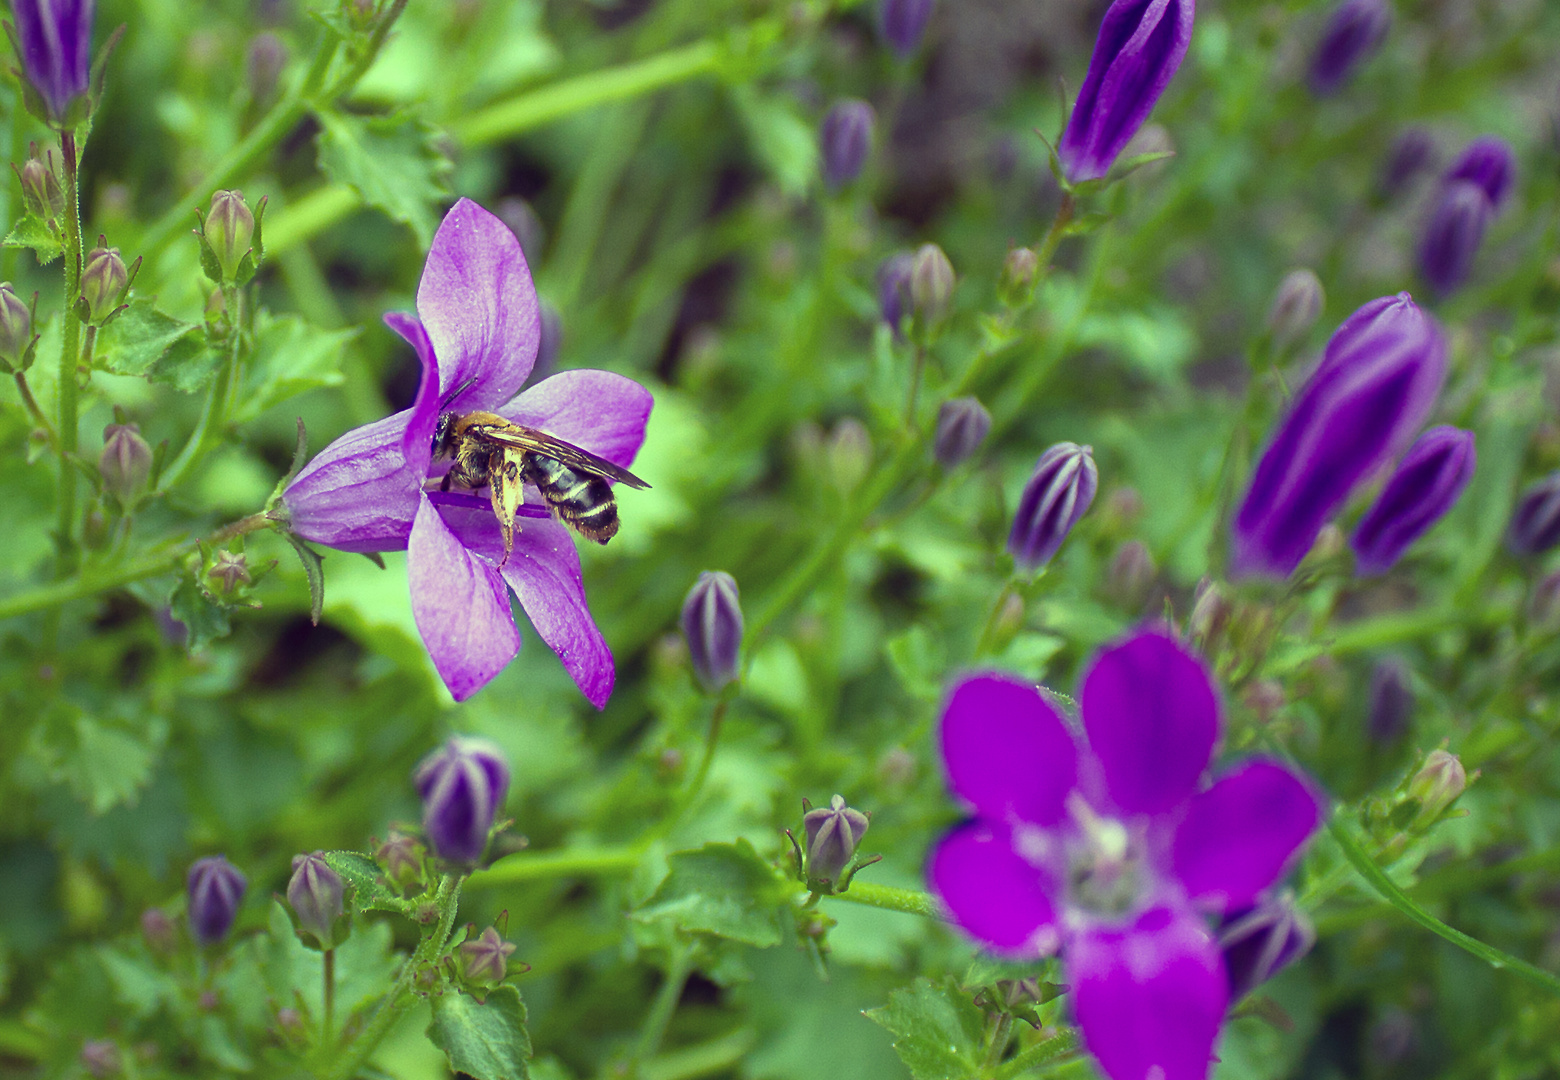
[95,298,225,392]
[315,108,453,245]
[231,311,356,423]
[864,977,987,1080]
[3,214,62,264]
[321,850,408,915]
[428,985,532,1080]
[633,840,787,947]
[26,705,169,815]
[730,84,817,198]
[886,626,944,702]
[285,533,325,626]
[170,575,232,652]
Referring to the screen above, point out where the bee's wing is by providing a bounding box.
[480,424,652,489]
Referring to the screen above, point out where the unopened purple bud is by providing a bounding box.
[0,284,35,371]
[1266,269,1324,352]
[415,737,511,864]
[1057,0,1195,183]
[681,570,743,692]
[879,0,933,58]
[17,151,63,220]
[1218,895,1315,1000]
[187,855,247,945]
[376,831,426,892]
[246,32,287,104]
[287,851,344,947]
[820,99,874,190]
[1308,0,1390,97]
[1232,293,1447,579]
[204,190,256,283]
[1377,128,1436,201]
[1445,136,1515,211]
[1367,659,1412,744]
[1507,471,1560,556]
[10,0,95,125]
[99,422,153,505]
[876,252,915,336]
[1008,442,1098,572]
[1350,426,1475,576]
[909,243,954,324]
[933,397,991,468]
[457,926,517,988]
[80,245,128,325]
[1418,181,1493,298]
[803,794,870,884]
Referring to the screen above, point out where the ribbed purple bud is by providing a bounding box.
[1232,293,1447,579]
[1307,0,1390,97]
[681,570,743,692]
[187,855,247,945]
[1377,128,1436,201]
[10,0,95,125]
[1445,136,1515,211]
[879,0,934,58]
[1008,442,1099,571]
[287,852,345,947]
[909,243,955,324]
[457,926,517,988]
[820,99,874,190]
[99,422,153,506]
[0,284,35,371]
[1218,895,1314,1000]
[933,397,991,468]
[1507,471,1560,556]
[1418,181,1493,298]
[1057,0,1196,183]
[876,252,915,337]
[1367,658,1412,744]
[803,794,871,885]
[1350,426,1475,576]
[414,737,511,864]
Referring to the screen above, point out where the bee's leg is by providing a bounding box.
[488,448,525,567]
[439,471,453,492]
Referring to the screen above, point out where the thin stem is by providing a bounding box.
[55,128,83,573]
[630,944,695,1075]
[994,1032,1080,1080]
[904,344,926,429]
[973,578,1023,658]
[323,0,409,98]
[982,1014,1014,1074]
[160,288,241,492]
[823,881,941,919]
[466,844,643,888]
[684,699,728,804]
[640,1027,756,1080]
[13,372,55,440]
[322,948,335,1045]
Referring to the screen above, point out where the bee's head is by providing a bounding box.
[431,411,458,459]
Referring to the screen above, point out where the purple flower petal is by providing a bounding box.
[12,0,94,122]
[284,410,421,553]
[1081,631,1218,816]
[407,496,520,701]
[928,822,1059,956]
[1350,425,1476,576]
[417,198,540,411]
[503,369,655,470]
[1172,760,1322,911]
[940,674,1078,827]
[1070,906,1227,1080]
[396,312,446,473]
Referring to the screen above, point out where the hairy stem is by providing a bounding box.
[981,1014,1014,1074]
[466,844,644,888]
[13,372,55,440]
[684,698,729,804]
[824,881,941,919]
[55,128,83,573]
[322,948,335,1046]
[630,943,695,1075]
[159,287,241,492]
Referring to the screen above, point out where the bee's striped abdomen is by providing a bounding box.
[524,453,621,544]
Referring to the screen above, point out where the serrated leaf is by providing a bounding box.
[321,850,408,915]
[428,985,532,1080]
[95,298,225,392]
[170,575,232,652]
[4,214,62,263]
[633,840,787,947]
[886,626,943,702]
[731,84,817,198]
[316,109,452,245]
[27,705,169,815]
[231,311,355,424]
[864,977,987,1080]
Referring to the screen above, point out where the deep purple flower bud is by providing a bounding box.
[79,244,128,325]
[187,855,248,945]
[0,283,36,371]
[803,794,871,884]
[16,149,63,220]
[933,396,991,468]
[1231,293,1447,579]
[456,925,517,988]
[246,32,287,104]
[1218,895,1315,1000]
[1056,0,1196,183]
[287,851,344,947]
[1266,269,1324,352]
[909,243,954,325]
[1506,471,1560,556]
[1445,136,1515,211]
[1377,128,1436,201]
[1008,442,1099,572]
[1367,658,1412,744]
[1350,426,1474,575]
[99,422,152,506]
[10,0,95,125]
[681,570,743,692]
[1307,0,1390,97]
[415,737,511,864]
[204,190,256,284]
[820,99,874,191]
[879,0,933,58]
[1418,181,1493,298]
[876,252,915,336]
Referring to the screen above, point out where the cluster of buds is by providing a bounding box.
[77,237,140,326]
[196,190,267,288]
[11,143,64,238]
[971,975,1068,1029]
[786,795,879,895]
[0,283,40,372]
[286,852,348,950]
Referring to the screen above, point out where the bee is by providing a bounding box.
[431,408,650,564]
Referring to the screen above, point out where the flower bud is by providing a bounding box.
[1106,540,1156,610]
[204,190,256,283]
[828,417,872,493]
[1367,659,1412,745]
[1506,471,1560,557]
[909,243,954,325]
[998,246,1039,303]
[0,283,37,371]
[287,852,344,948]
[879,0,933,58]
[99,423,153,506]
[1418,181,1493,299]
[1232,294,1447,579]
[803,794,870,885]
[1265,269,1324,352]
[876,252,915,337]
[376,831,426,893]
[140,908,177,954]
[1308,0,1390,97]
[79,244,129,325]
[1188,579,1231,649]
[1446,136,1515,211]
[187,855,248,945]
[12,0,95,125]
[933,396,991,468]
[1351,426,1475,576]
[1407,748,1467,822]
[1057,0,1194,182]
[16,151,64,220]
[1217,894,1315,1000]
[681,570,743,692]
[207,550,250,594]
[820,99,874,191]
[456,925,516,988]
[245,32,287,105]
[1007,442,1098,572]
[415,737,511,864]
[1376,128,1436,201]
[80,1040,120,1079]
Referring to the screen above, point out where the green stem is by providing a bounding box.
[630,944,695,1075]
[824,881,941,919]
[13,372,55,440]
[641,1027,756,1080]
[323,0,409,97]
[994,1032,1079,1080]
[684,698,728,804]
[159,288,241,492]
[56,128,83,573]
[904,344,926,429]
[1327,818,1560,998]
[322,948,335,1046]
[1030,193,1075,273]
[466,844,643,888]
[982,1014,1014,1074]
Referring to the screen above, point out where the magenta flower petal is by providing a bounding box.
[503,369,655,470]
[1081,631,1218,816]
[398,316,445,472]
[940,674,1078,826]
[928,823,1058,956]
[416,198,540,410]
[1070,906,1227,1080]
[284,410,421,552]
[408,496,520,701]
[1172,760,1322,911]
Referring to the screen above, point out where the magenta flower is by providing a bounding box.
[9,0,95,125]
[283,199,653,705]
[929,631,1321,1080]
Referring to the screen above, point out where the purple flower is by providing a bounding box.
[1217,894,1314,1000]
[1307,0,1389,97]
[283,199,653,705]
[879,0,933,58]
[1008,442,1098,571]
[681,570,743,692]
[1418,181,1493,298]
[1446,136,1515,211]
[8,0,94,125]
[876,251,915,337]
[416,737,511,864]
[1350,425,1475,576]
[1507,471,1560,557]
[929,631,1321,1080]
[1057,0,1196,184]
[188,855,248,945]
[287,852,345,947]
[820,99,874,190]
[1231,293,1447,579]
[1377,127,1436,201]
